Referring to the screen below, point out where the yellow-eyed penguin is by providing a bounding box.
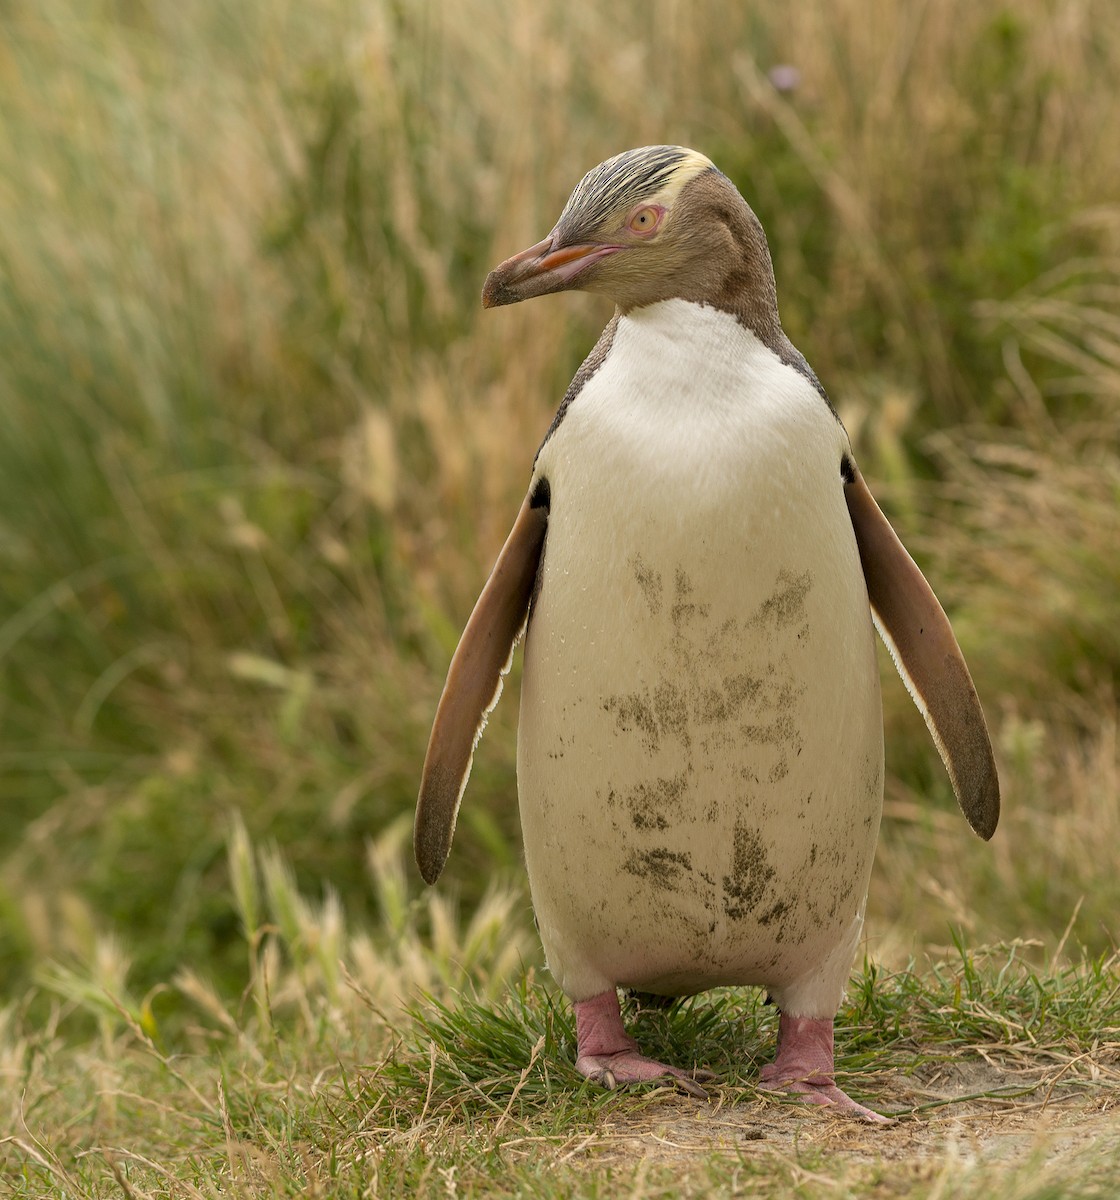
[415,146,999,1122]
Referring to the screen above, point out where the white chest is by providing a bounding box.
[536,301,847,529]
[518,301,883,1006]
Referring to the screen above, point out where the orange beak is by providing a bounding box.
[482,235,622,308]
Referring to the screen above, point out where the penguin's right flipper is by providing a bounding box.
[414,488,548,883]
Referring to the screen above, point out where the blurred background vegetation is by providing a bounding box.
[0,0,1117,1022]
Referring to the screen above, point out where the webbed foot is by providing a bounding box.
[574,989,715,1100]
[759,1013,893,1124]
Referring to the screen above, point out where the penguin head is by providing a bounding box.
[482,145,780,330]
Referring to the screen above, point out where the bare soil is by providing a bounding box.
[504,1058,1120,1177]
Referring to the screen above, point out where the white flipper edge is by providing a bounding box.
[415,492,548,882]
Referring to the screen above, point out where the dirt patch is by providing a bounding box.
[548,1058,1120,1172]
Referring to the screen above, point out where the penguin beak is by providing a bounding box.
[482,234,621,308]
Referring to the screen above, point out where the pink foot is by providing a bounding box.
[759,1013,893,1124]
[574,989,714,1099]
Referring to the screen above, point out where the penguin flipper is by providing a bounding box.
[844,468,1000,840]
[415,491,548,883]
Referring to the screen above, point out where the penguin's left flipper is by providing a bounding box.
[844,465,1000,840]
[415,487,548,884]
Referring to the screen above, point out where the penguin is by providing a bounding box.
[415,146,999,1122]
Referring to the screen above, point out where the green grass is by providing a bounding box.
[1,0,1120,1193]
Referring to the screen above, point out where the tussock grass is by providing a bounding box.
[868,252,1120,959]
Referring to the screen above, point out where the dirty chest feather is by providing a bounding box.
[516,301,884,1004]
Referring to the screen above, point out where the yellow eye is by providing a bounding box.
[628,205,662,235]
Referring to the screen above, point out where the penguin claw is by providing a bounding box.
[759,1077,894,1124]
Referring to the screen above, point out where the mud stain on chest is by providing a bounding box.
[604,680,692,755]
[750,568,812,637]
[587,560,837,944]
[609,769,692,831]
[631,553,664,617]
[670,566,711,635]
[602,562,812,758]
[722,821,776,920]
[623,847,694,890]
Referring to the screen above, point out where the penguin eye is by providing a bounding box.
[627,205,664,236]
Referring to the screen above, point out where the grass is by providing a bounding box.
[1,0,1119,1193]
[3,834,1120,1196]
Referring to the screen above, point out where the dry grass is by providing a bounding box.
[3,833,1120,1197]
